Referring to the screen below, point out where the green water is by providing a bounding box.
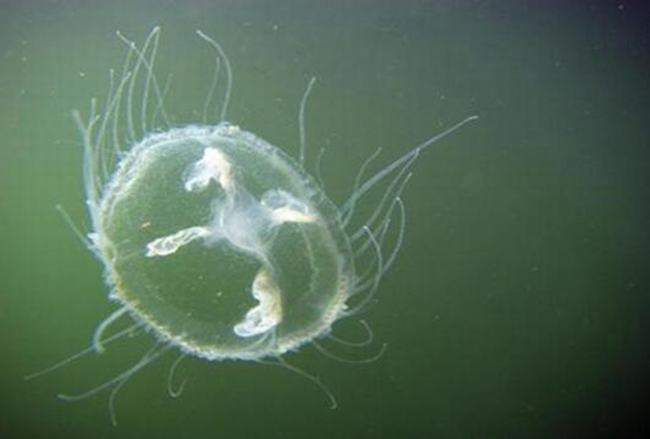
[1,0,648,437]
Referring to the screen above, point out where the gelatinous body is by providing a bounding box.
[99,124,352,360]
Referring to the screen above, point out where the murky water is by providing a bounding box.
[1,1,648,437]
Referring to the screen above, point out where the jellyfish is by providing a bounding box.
[28,27,476,423]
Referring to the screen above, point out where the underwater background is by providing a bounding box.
[1,0,649,437]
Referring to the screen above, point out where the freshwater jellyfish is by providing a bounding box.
[29,27,476,422]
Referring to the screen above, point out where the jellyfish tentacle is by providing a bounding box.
[196,30,232,122]
[167,354,189,398]
[201,57,221,124]
[341,115,478,220]
[298,76,317,165]
[259,356,337,410]
[58,343,172,426]
[342,146,383,228]
[93,306,130,353]
[24,323,142,381]
[313,340,387,364]
[327,319,375,347]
